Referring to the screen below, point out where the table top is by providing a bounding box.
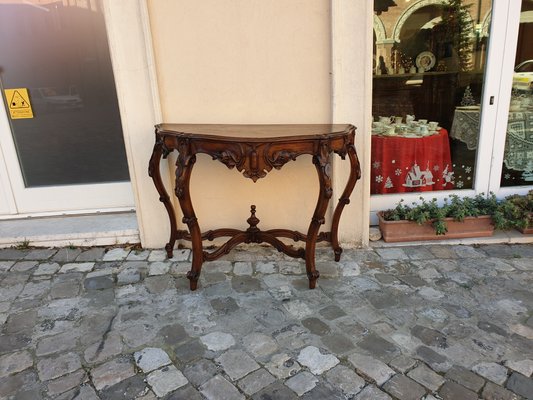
[156,124,354,142]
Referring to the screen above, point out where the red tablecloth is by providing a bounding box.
[371,129,455,194]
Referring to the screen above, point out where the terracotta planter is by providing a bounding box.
[377,212,494,243]
[518,226,533,234]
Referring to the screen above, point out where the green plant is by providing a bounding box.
[381,193,499,235]
[14,239,30,250]
[492,190,533,230]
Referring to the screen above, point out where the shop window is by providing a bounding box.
[371,0,491,195]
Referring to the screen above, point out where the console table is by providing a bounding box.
[148,124,361,290]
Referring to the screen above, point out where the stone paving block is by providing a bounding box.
[482,381,522,400]
[0,260,14,272]
[169,248,191,262]
[11,261,39,272]
[265,353,301,379]
[252,381,298,400]
[268,285,293,301]
[302,317,330,336]
[389,355,418,373]
[183,359,218,387]
[279,261,303,274]
[99,374,147,399]
[238,368,276,396]
[37,352,81,381]
[215,349,260,381]
[165,385,203,400]
[453,245,486,258]
[325,365,365,397]
[147,365,188,397]
[319,304,347,320]
[148,261,171,276]
[50,248,81,263]
[407,364,446,391]
[33,262,60,276]
[231,276,262,292]
[50,280,80,299]
[134,347,172,373]
[255,261,277,274]
[200,332,235,351]
[102,248,130,261]
[0,350,33,378]
[297,346,339,375]
[506,372,533,399]
[285,371,318,396]
[348,352,396,386]
[126,249,150,260]
[282,300,313,319]
[158,323,190,347]
[36,331,78,356]
[59,262,94,273]
[444,365,485,392]
[242,332,278,358]
[355,385,393,400]
[357,333,400,361]
[472,362,509,385]
[0,333,32,354]
[411,325,447,348]
[83,332,122,364]
[439,380,478,400]
[175,339,206,363]
[46,369,86,397]
[339,260,362,277]
[75,248,105,261]
[83,275,114,290]
[505,359,533,377]
[321,333,355,354]
[375,247,409,260]
[5,309,37,334]
[415,346,452,373]
[200,375,245,400]
[234,261,253,275]
[383,374,426,400]
[145,275,174,293]
[91,356,135,391]
[510,323,533,340]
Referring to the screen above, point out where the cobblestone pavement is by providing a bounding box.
[0,243,532,399]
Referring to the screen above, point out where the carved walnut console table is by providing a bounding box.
[149,124,361,291]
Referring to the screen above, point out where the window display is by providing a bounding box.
[372,0,492,195]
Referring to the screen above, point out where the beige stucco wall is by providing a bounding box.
[147,0,339,235]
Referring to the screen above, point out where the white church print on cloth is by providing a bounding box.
[403,162,434,188]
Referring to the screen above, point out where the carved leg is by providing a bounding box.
[305,141,333,289]
[330,143,361,261]
[175,140,204,291]
[148,138,177,258]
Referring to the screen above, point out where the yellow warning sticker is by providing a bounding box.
[4,88,34,119]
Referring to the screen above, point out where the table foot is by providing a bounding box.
[307,270,320,289]
[334,247,342,262]
[165,243,174,259]
[187,271,200,291]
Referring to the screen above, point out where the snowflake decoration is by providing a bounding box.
[375,175,383,183]
[433,165,440,172]
[465,166,472,174]
[372,161,381,169]
[504,173,511,179]
[456,180,464,188]
[395,168,402,176]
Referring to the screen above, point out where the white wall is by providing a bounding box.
[106,0,371,248]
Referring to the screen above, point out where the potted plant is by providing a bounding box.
[492,190,533,234]
[378,194,498,242]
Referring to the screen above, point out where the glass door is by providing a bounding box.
[370,0,501,221]
[0,0,133,214]
[488,0,533,197]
